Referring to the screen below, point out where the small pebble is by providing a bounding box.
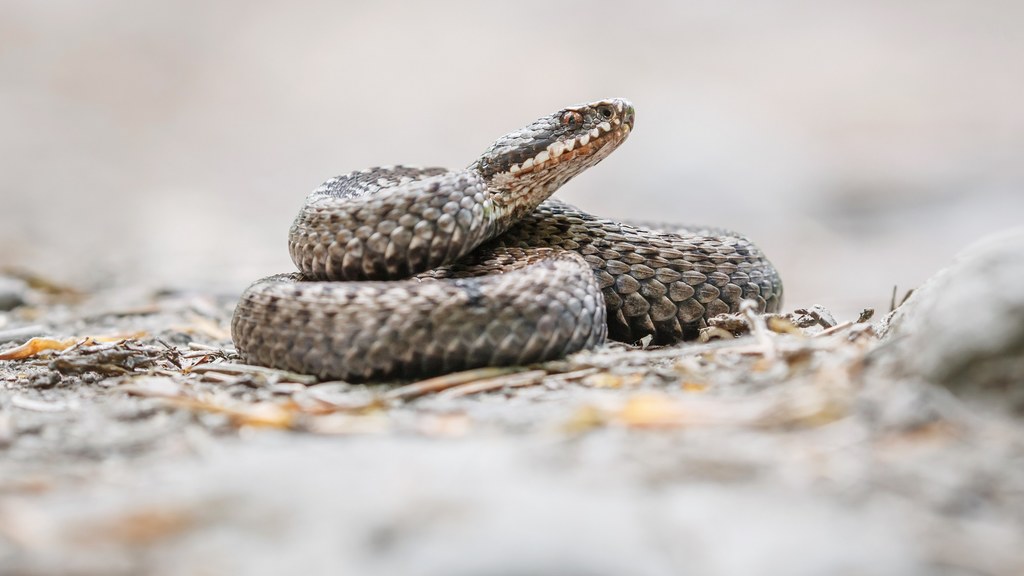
[0,276,29,311]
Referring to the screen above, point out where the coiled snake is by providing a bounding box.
[231,99,783,381]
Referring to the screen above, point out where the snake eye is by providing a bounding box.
[597,105,614,119]
[561,110,583,126]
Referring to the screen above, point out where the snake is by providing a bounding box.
[231,98,783,381]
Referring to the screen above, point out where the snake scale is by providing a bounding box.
[232,98,783,381]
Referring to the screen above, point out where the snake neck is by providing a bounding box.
[476,132,631,237]
[478,170,562,236]
[469,98,636,236]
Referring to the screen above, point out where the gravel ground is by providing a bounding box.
[2,235,1023,575]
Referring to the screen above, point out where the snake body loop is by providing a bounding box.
[232,99,783,381]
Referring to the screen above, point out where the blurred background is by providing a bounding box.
[2,0,1022,319]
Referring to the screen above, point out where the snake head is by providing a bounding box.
[473,98,635,184]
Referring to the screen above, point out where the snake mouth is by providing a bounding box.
[507,121,632,177]
[474,98,635,181]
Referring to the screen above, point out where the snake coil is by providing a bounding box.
[232,99,782,381]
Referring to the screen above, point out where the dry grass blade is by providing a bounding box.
[0,333,147,360]
[0,336,78,360]
[384,367,524,401]
[814,321,854,338]
[187,363,318,385]
[572,337,756,368]
[187,342,224,352]
[165,397,298,429]
[545,367,601,383]
[741,300,776,361]
[438,369,548,399]
[889,286,914,312]
[582,372,644,389]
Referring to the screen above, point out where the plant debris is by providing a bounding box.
[1,275,1023,576]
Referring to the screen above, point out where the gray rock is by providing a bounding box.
[879,227,1024,410]
[0,275,29,311]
